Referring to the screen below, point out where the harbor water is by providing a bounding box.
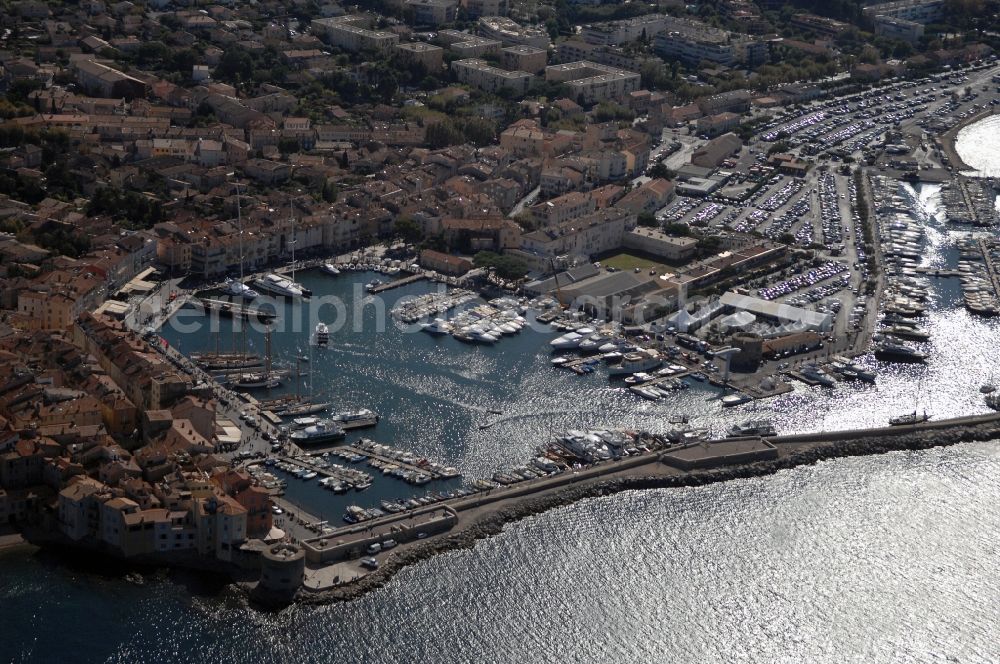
[4,442,999,663]
[3,182,1000,662]
[954,114,1000,177]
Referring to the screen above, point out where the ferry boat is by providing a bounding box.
[608,351,661,376]
[315,322,329,346]
[290,420,346,444]
[728,420,777,437]
[223,278,259,299]
[320,262,341,276]
[253,273,306,298]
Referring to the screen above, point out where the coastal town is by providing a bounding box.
[1,0,999,606]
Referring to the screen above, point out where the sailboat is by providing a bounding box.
[279,341,330,417]
[223,183,259,299]
[889,377,930,425]
[229,325,283,390]
[253,202,310,298]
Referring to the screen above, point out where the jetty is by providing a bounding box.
[278,455,373,488]
[367,274,426,293]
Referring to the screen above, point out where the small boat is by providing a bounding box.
[365,280,382,292]
[720,393,751,407]
[889,411,930,426]
[315,322,329,346]
[728,420,776,437]
[321,262,341,276]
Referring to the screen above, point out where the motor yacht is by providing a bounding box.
[254,273,306,298]
[290,420,346,444]
[223,278,259,299]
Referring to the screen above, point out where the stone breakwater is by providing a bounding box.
[295,418,1000,606]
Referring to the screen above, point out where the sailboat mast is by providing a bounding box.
[265,325,272,377]
[289,200,296,283]
[236,181,245,283]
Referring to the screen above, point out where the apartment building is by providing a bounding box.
[477,16,551,49]
[545,61,641,104]
[580,15,668,46]
[311,16,400,53]
[451,58,533,95]
[653,18,766,67]
[861,0,945,24]
[501,45,548,75]
[461,0,508,19]
[396,42,445,71]
[405,0,458,25]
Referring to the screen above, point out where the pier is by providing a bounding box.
[366,274,426,294]
[278,455,372,488]
[344,442,451,481]
[978,238,1000,296]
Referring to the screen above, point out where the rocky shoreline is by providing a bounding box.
[294,420,1000,606]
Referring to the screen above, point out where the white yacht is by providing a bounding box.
[421,318,451,336]
[290,420,346,444]
[800,364,836,387]
[608,351,662,376]
[223,278,259,299]
[578,334,610,353]
[467,327,498,344]
[721,393,752,407]
[320,262,341,276]
[549,327,594,351]
[254,273,306,298]
[315,322,329,346]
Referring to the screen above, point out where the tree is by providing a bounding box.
[637,212,658,228]
[394,217,424,244]
[473,251,529,280]
[647,162,676,180]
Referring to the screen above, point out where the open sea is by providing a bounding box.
[3,151,1000,662]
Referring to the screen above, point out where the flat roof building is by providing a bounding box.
[396,41,445,71]
[311,16,400,53]
[545,61,640,105]
[452,58,533,95]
